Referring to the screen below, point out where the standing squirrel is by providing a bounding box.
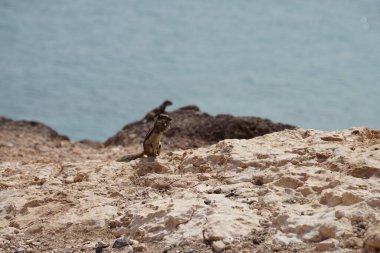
[117,114,172,162]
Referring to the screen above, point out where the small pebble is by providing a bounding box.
[356,222,367,230]
[16,247,26,253]
[129,239,139,245]
[335,210,345,219]
[225,192,236,197]
[252,238,261,245]
[213,188,222,194]
[212,241,226,252]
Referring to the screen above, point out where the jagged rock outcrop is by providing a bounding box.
[0,116,69,141]
[0,117,70,162]
[104,105,296,150]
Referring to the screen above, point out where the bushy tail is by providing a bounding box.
[116,152,144,162]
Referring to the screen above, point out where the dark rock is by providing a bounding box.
[253,178,264,186]
[225,192,237,197]
[204,199,212,205]
[213,188,222,194]
[252,238,261,245]
[95,242,108,253]
[356,222,367,230]
[177,105,200,111]
[112,237,130,249]
[77,139,103,149]
[104,105,296,150]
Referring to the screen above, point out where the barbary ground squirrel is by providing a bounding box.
[143,100,173,122]
[122,100,173,130]
[117,114,172,162]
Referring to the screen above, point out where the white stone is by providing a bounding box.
[315,238,338,251]
[273,234,302,246]
[129,239,139,245]
[122,245,134,253]
[211,241,226,252]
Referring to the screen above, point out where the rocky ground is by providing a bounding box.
[0,115,380,253]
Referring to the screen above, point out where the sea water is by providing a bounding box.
[0,0,379,141]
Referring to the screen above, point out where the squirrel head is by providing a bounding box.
[162,100,173,106]
[154,114,172,132]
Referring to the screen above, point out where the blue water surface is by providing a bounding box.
[1,0,379,140]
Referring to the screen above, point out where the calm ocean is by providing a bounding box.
[1,0,379,141]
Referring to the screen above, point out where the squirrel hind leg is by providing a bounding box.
[156,143,162,155]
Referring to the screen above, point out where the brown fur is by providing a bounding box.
[117,114,172,162]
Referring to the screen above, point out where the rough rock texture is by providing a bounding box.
[1,118,380,252]
[0,117,69,142]
[0,116,122,163]
[104,105,296,150]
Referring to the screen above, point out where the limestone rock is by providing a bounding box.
[1,124,380,252]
